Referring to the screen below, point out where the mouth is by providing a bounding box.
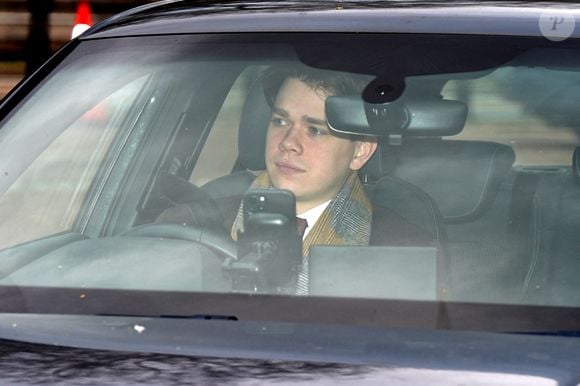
[275,161,306,175]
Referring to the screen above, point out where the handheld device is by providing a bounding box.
[230,188,302,293]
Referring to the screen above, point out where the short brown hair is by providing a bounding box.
[262,65,369,106]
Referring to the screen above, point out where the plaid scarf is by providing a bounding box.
[231,170,373,294]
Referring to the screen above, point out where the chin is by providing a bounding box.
[273,181,299,194]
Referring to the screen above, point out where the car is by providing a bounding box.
[0,0,580,384]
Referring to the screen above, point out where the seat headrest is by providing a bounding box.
[392,139,516,223]
[237,80,270,171]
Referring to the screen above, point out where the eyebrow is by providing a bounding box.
[272,107,327,127]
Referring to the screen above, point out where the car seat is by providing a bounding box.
[383,132,534,303]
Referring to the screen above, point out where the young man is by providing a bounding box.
[228,66,378,293]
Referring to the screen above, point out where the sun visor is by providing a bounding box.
[326,96,467,137]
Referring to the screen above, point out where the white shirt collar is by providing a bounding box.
[298,200,331,240]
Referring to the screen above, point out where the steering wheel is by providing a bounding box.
[122,222,237,260]
[128,172,238,258]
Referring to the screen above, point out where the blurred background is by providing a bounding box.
[0,0,155,99]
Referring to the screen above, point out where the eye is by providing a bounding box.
[270,116,289,128]
[306,126,328,136]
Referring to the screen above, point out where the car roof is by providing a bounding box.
[83,0,580,39]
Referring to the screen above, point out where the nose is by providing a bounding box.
[278,126,303,154]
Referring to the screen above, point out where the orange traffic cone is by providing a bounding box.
[71,1,93,39]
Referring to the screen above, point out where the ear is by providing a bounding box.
[349,138,378,171]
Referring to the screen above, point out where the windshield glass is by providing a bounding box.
[0,34,579,313]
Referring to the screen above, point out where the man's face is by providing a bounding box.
[265,77,375,214]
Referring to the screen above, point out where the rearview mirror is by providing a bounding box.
[326,96,468,137]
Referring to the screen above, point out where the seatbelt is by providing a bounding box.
[507,170,540,299]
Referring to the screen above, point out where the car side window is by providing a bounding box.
[443,67,580,166]
[0,77,148,250]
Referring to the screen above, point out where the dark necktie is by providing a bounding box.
[296,217,308,237]
[295,217,309,294]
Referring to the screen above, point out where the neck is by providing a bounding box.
[296,198,331,216]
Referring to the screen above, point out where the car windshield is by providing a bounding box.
[0,32,579,320]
